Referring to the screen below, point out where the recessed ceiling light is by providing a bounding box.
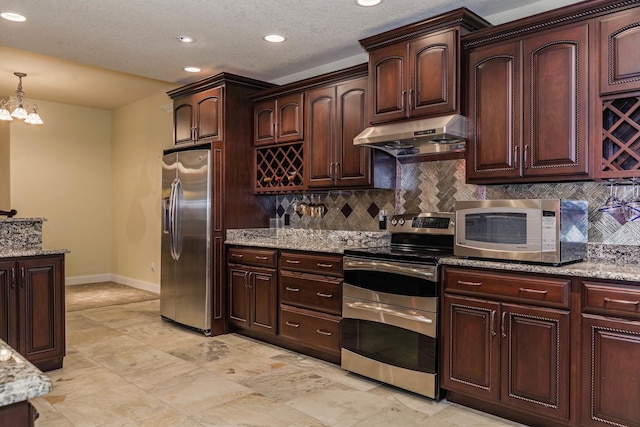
[264,34,285,43]
[356,0,381,6]
[1,12,27,22]
[179,36,194,43]
[184,67,201,73]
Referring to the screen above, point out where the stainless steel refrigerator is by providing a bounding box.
[161,147,212,336]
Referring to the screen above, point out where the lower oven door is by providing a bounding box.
[342,283,438,398]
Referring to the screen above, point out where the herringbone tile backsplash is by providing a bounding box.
[273,159,640,244]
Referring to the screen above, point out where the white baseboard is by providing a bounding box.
[65,274,112,286]
[65,274,160,295]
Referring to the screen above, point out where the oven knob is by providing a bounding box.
[398,218,405,226]
[391,218,398,226]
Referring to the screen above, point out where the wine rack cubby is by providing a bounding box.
[601,96,640,179]
[255,142,304,193]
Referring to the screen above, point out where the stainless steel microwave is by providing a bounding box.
[454,199,588,265]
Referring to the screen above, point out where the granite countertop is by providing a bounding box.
[440,257,640,283]
[0,340,51,407]
[226,228,391,254]
[0,248,69,259]
[0,218,46,223]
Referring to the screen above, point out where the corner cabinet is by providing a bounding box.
[306,76,371,188]
[360,8,490,125]
[0,254,65,371]
[172,86,223,145]
[442,266,572,425]
[465,22,592,183]
[580,279,640,427]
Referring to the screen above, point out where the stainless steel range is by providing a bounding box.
[341,212,455,399]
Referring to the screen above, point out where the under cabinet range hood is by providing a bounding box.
[354,115,466,158]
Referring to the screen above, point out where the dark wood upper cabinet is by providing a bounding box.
[172,86,223,145]
[361,8,490,126]
[307,76,371,188]
[254,93,304,146]
[599,7,640,95]
[466,22,592,183]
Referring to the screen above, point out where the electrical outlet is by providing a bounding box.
[151,262,156,272]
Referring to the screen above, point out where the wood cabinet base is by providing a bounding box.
[0,401,37,427]
[230,327,340,365]
[446,392,574,427]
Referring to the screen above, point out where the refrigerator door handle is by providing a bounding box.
[168,178,179,260]
[172,178,184,260]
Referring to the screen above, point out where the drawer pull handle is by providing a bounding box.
[519,288,548,295]
[604,297,640,306]
[317,263,333,269]
[316,329,333,336]
[285,287,300,292]
[231,254,243,259]
[285,260,301,264]
[255,256,269,261]
[285,321,300,328]
[458,280,482,287]
[316,292,333,298]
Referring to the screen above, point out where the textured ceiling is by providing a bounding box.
[0,0,584,110]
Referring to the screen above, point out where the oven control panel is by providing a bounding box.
[389,212,455,235]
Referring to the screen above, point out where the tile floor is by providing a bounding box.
[32,297,525,426]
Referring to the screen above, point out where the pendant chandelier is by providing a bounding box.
[0,72,44,125]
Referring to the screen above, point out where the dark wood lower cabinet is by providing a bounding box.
[0,254,65,371]
[0,401,37,427]
[581,314,640,427]
[228,264,278,335]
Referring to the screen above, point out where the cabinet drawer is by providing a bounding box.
[444,267,570,308]
[280,270,342,315]
[279,251,342,276]
[279,305,341,354]
[228,247,277,268]
[582,281,640,319]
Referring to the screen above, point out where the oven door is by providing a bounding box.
[341,256,439,398]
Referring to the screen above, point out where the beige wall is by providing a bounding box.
[0,122,9,208]
[110,92,174,290]
[10,100,113,279]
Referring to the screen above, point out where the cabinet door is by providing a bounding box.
[306,86,336,187]
[195,86,223,141]
[409,29,457,118]
[173,98,195,144]
[276,93,304,143]
[251,270,277,335]
[0,261,15,345]
[18,256,64,364]
[254,100,276,146]
[228,266,250,327]
[501,304,570,422]
[442,295,501,401]
[599,8,640,95]
[522,23,590,177]
[368,43,408,124]
[466,41,522,182]
[581,314,640,427]
[335,78,371,187]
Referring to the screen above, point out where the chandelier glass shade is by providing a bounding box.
[0,72,44,125]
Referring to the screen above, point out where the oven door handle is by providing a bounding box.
[343,299,436,337]
[343,257,436,281]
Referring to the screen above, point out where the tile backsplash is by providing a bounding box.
[272,158,640,245]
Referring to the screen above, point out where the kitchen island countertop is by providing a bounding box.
[0,339,51,407]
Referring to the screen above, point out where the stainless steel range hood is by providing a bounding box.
[354,115,466,158]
